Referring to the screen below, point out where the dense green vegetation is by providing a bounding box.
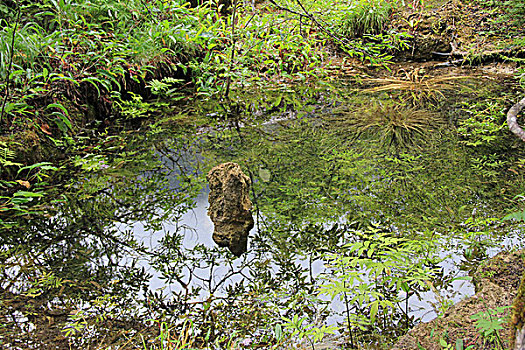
[1,0,525,349]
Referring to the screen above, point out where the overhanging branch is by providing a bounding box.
[267,0,368,56]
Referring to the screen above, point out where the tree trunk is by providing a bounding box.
[507,97,525,141]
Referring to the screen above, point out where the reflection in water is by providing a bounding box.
[5,84,525,349]
[133,183,477,323]
[130,87,525,346]
[133,189,216,294]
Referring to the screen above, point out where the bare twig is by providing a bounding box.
[268,0,309,18]
[268,0,368,56]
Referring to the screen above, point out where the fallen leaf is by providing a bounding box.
[40,123,52,135]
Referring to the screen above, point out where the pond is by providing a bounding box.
[7,72,525,349]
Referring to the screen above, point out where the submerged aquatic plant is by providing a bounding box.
[364,69,471,107]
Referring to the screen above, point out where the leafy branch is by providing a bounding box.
[267,0,373,60]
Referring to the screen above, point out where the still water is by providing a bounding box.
[121,82,525,347]
[43,82,525,347]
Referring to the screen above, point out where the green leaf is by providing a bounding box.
[50,74,79,85]
[52,112,73,131]
[14,191,44,197]
[503,210,525,222]
[3,102,15,114]
[274,323,283,341]
[369,300,378,323]
[18,162,57,175]
[450,276,472,282]
[11,197,30,204]
[47,103,69,117]
[81,77,103,97]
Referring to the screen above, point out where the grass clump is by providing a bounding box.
[330,100,444,149]
[364,69,471,107]
[503,0,525,26]
[337,0,393,38]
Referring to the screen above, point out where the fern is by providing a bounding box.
[0,141,21,167]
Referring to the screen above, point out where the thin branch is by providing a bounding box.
[268,0,309,18]
[224,0,238,99]
[268,0,368,56]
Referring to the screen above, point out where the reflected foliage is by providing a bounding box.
[2,84,525,349]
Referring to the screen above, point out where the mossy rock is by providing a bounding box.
[3,130,42,165]
[1,128,63,174]
[391,4,457,62]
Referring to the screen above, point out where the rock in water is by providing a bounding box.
[207,162,254,256]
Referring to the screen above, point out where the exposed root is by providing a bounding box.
[507,97,525,142]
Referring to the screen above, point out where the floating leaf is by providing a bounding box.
[258,167,271,182]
